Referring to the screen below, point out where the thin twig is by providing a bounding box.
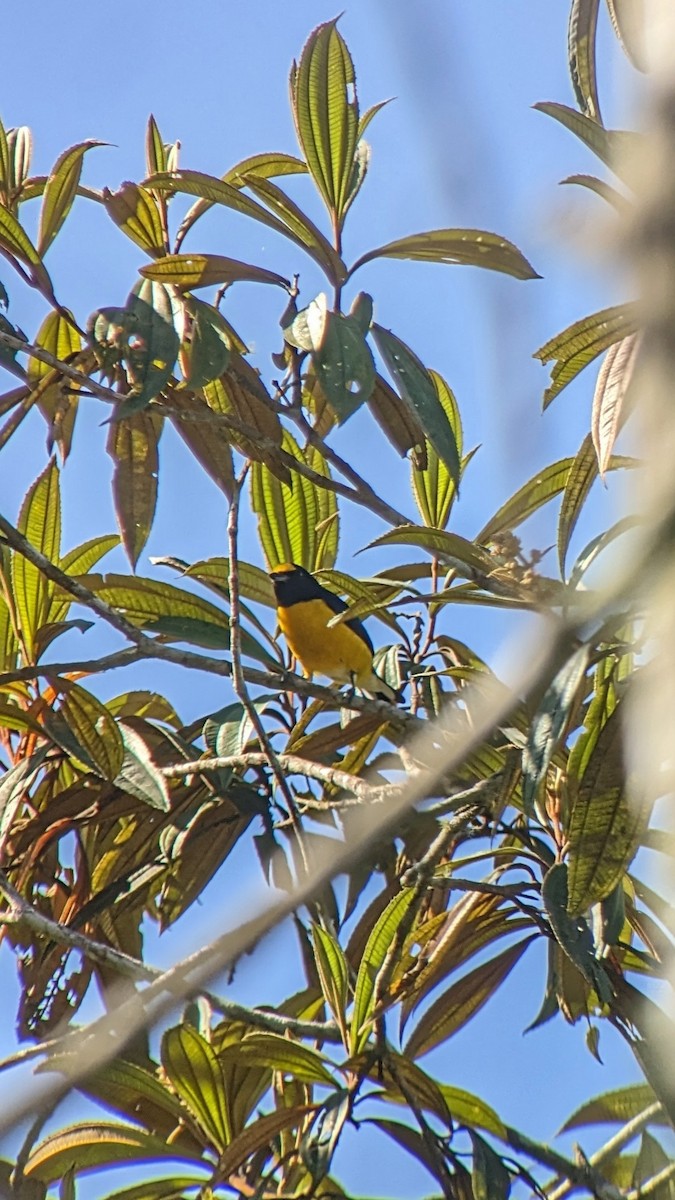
[0,330,120,404]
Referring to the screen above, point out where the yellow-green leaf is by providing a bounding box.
[103,182,166,255]
[140,253,288,290]
[47,680,124,780]
[250,430,324,569]
[244,174,347,283]
[350,887,416,1053]
[38,140,104,255]
[366,524,494,579]
[27,309,83,461]
[161,1024,231,1152]
[290,18,359,226]
[0,200,52,292]
[561,1084,662,1131]
[534,302,638,409]
[568,0,602,121]
[24,1122,201,1183]
[411,370,463,529]
[219,1032,335,1085]
[12,460,61,660]
[533,102,640,183]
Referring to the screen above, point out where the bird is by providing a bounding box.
[269,563,400,703]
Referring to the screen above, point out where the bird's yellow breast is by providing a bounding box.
[277,599,374,686]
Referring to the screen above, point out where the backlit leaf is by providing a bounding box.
[411,369,463,528]
[478,458,575,542]
[561,1083,662,1131]
[534,302,638,408]
[592,333,638,479]
[103,182,166,255]
[161,1024,231,1152]
[163,388,235,498]
[47,680,124,780]
[140,253,288,290]
[353,228,540,280]
[24,1122,201,1183]
[568,0,602,121]
[27,309,82,460]
[367,372,427,467]
[404,939,534,1059]
[251,429,324,569]
[180,298,231,389]
[350,887,416,1053]
[290,18,359,226]
[175,151,307,245]
[38,140,104,255]
[605,0,646,71]
[533,102,640,182]
[366,524,494,579]
[0,200,52,292]
[107,407,163,568]
[244,174,347,283]
[13,459,61,660]
[219,1032,335,1085]
[567,705,650,913]
[312,923,349,1038]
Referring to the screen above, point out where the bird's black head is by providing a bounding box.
[269,563,321,606]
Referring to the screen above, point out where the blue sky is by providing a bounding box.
[0,2,647,1197]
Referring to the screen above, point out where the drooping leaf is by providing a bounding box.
[592,333,638,479]
[38,140,104,255]
[367,371,427,467]
[117,280,180,416]
[180,298,231,389]
[24,1123,203,1183]
[567,705,650,913]
[404,939,534,1059]
[534,302,638,409]
[0,747,49,850]
[295,293,375,421]
[290,18,360,227]
[560,173,631,215]
[163,388,235,498]
[522,646,590,814]
[103,182,166,255]
[352,228,540,280]
[371,324,460,487]
[140,253,289,291]
[533,102,640,183]
[161,1024,231,1152]
[350,888,416,1053]
[107,407,163,568]
[214,1104,316,1185]
[0,200,53,293]
[365,524,494,579]
[12,459,61,661]
[568,0,602,121]
[541,864,613,1004]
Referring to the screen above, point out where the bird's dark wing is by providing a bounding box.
[318,584,375,654]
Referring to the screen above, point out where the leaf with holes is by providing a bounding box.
[303,293,375,421]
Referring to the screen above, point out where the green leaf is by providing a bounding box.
[352,228,540,280]
[404,938,534,1059]
[350,887,416,1053]
[541,863,612,1003]
[140,252,289,290]
[560,1083,662,1131]
[557,434,598,579]
[568,516,641,589]
[181,298,231,389]
[175,151,307,245]
[411,370,463,528]
[244,174,347,283]
[0,748,49,850]
[592,333,638,479]
[300,293,375,421]
[161,1024,231,1152]
[184,556,276,608]
[107,407,163,568]
[38,140,104,255]
[439,1086,506,1139]
[371,325,460,486]
[118,279,180,415]
[145,114,168,176]
[632,1132,674,1199]
[290,18,360,227]
[250,429,325,570]
[219,1032,335,1085]
[567,705,650,913]
[534,302,638,409]
[103,182,166,255]
[478,458,575,543]
[214,1104,316,1184]
[522,646,590,814]
[76,572,230,630]
[80,1180,205,1200]
[48,533,120,623]
[24,1122,201,1183]
[365,524,494,579]
[533,102,640,182]
[568,0,602,121]
[13,459,61,660]
[0,200,53,293]
[561,173,632,214]
[27,309,83,460]
[47,680,125,780]
[312,924,349,1037]
[114,722,170,811]
[471,1131,511,1200]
